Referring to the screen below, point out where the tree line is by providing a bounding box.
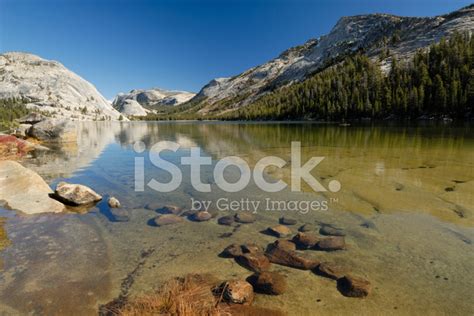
[0,97,30,130]
[223,32,474,121]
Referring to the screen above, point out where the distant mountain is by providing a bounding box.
[0,52,124,120]
[112,88,195,117]
[167,4,474,118]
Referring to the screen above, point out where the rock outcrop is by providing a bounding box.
[113,99,148,117]
[0,160,65,214]
[0,52,124,120]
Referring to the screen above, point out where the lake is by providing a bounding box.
[0,121,473,315]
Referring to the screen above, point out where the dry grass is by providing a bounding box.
[0,218,10,250]
[101,274,286,316]
[102,274,228,316]
[0,218,10,270]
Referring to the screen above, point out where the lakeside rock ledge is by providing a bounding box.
[0,160,65,214]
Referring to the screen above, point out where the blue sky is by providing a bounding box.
[1,0,472,99]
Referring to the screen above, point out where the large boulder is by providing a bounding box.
[53,181,102,206]
[27,118,77,143]
[0,160,65,214]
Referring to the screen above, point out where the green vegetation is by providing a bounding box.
[228,32,473,120]
[0,98,30,130]
[144,33,473,121]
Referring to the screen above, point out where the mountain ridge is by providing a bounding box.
[112,88,195,117]
[170,4,474,118]
[0,52,124,121]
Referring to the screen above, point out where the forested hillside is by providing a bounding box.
[226,32,473,120]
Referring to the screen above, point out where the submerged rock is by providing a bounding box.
[273,239,297,251]
[158,205,183,215]
[218,215,235,226]
[54,182,102,206]
[221,244,243,258]
[222,280,254,305]
[241,243,263,254]
[0,160,65,214]
[299,224,316,232]
[320,226,346,236]
[27,118,77,143]
[337,275,371,298]
[234,212,256,224]
[317,236,346,251]
[191,211,212,222]
[279,217,297,225]
[236,253,271,272]
[180,209,198,217]
[110,208,129,222]
[315,262,347,280]
[267,225,292,238]
[250,271,287,295]
[145,202,161,211]
[108,197,121,208]
[292,232,320,249]
[153,214,184,226]
[265,243,319,270]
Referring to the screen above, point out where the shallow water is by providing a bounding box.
[0,121,473,315]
